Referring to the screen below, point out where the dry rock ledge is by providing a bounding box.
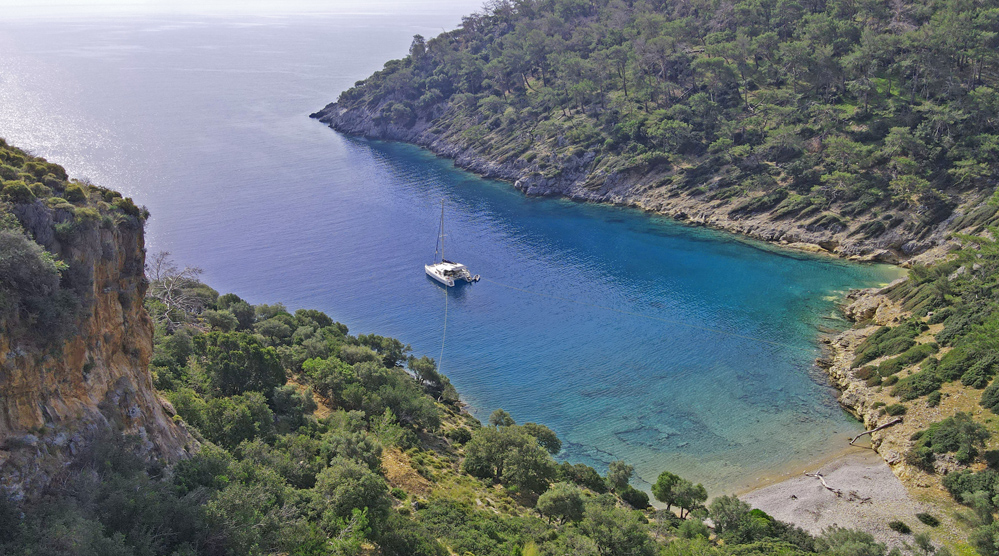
[311,102,970,264]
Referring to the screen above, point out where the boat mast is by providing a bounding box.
[434,199,444,264]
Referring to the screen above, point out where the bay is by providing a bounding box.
[0,9,901,493]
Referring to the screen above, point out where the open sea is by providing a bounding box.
[0,5,901,494]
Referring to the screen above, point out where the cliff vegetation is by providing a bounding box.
[0,138,188,501]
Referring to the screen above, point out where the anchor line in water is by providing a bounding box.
[478,277,815,354]
[438,282,448,372]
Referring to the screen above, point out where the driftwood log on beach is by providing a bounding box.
[849,418,904,445]
[804,472,872,503]
[805,472,842,496]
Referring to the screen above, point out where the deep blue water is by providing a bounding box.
[0,11,901,493]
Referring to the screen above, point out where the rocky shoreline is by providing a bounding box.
[311,102,967,265]
[818,283,978,510]
[819,283,912,471]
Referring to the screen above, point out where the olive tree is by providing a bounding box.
[536,482,585,524]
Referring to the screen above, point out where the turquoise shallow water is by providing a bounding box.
[0,12,901,494]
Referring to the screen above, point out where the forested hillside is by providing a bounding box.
[315,0,999,259]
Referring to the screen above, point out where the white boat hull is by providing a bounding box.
[425,260,478,287]
[425,264,455,287]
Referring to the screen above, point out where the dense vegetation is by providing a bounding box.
[326,0,999,251]
[0,245,949,555]
[0,138,147,343]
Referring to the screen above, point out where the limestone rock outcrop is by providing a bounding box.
[1,201,191,500]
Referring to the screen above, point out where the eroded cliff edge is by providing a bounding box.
[0,145,191,500]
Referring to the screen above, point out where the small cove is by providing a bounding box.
[0,11,903,494]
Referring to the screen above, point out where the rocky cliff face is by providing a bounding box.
[312,102,966,264]
[0,200,191,500]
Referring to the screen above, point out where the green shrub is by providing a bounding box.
[885,404,906,416]
[75,206,100,222]
[876,343,939,376]
[41,173,64,190]
[852,320,925,367]
[53,220,78,242]
[0,229,81,342]
[938,345,984,381]
[938,306,988,346]
[928,307,952,324]
[883,375,899,387]
[377,512,447,556]
[942,469,999,503]
[556,461,607,493]
[0,164,18,180]
[319,430,383,472]
[63,183,87,203]
[271,384,317,428]
[905,446,936,472]
[982,381,999,414]
[677,519,711,539]
[888,520,911,534]
[202,309,239,332]
[926,390,942,407]
[907,412,990,468]
[200,391,275,449]
[44,196,72,209]
[962,352,999,388]
[0,180,35,203]
[620,485,650,509]
[194,331,286,398]
[537,483,587,526]
[445,427,472,444]
[27,182,51,198]
[462,425,556,495]
[112,196,144,218]
[891,369,942,401]
[854,366,876,380]
[915,513,939,527]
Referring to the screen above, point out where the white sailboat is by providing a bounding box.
[425,200,479,287]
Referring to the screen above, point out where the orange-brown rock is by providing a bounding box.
[0,207,191,500]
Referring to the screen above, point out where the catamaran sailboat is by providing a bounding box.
[425,200,479,287]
